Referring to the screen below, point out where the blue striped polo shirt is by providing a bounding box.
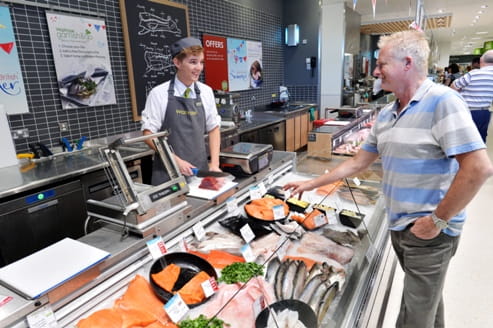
[362,79,486,236]
[453,66,493,109]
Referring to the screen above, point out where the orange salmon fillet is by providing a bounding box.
[76,308,122,328]
[115,307,156,328]
[177,271,211,304]
[151,263,181,292]
[316,180,343,195]
[188,250,244,269]
[114,274,170,324]
[245,198,289,220]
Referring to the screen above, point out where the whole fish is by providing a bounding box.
[281,260,299,299]
[292,260,307,299]
[306,262,322,283]
[274,260,290,300]
[317,282,339,324]
[189,231,244,255]
[308,281,329,314]
[299,273,324,303]
[265,257,281,284]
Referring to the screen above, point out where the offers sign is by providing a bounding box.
[203,34,228,91]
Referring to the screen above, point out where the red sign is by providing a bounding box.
[203,34,228,91]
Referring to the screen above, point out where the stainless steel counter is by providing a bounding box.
[0,150,297,328]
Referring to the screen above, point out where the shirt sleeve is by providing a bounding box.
[199,83,219,132]
[453,72,472,89]
[432,90,485,157]
[141,84,168,133]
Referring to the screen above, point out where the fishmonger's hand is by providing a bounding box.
[174,156,195,176]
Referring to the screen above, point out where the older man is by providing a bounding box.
[284,31,493,327]
[451,50,493,142]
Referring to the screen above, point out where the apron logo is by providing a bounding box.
[176,109,198,116]
[196,102,203,107]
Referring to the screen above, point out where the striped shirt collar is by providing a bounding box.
[391,79,434,118]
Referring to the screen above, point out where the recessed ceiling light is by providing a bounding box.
[476,31,488,34]
[438,9,444,13]
[478,10,484,14]
[474,15,480,19]
[480,4,488,9]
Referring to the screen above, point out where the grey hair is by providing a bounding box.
[378,30,430,76]
[482,50,493,64]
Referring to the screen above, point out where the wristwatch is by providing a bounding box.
[431,212,448,230]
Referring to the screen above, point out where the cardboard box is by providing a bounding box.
[307,131,332,159]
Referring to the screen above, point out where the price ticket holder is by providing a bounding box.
[86,131,190,237]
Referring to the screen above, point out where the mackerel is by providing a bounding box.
[299,273,324,303]
[265,257,280,284]
[317,282,339,323]
[274,260,290,300]
[292,260,307,299]
[308,281,329,315]
[281,260,299,299]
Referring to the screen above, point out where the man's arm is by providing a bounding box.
[207,126,221,171]
[142,129,156,150]
[411,148,493,239]
[450,81,460,91]
[284,149,379,197]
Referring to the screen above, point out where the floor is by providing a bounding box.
[296,122,493,328]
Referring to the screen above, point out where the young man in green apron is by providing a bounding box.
[141,37,221,185]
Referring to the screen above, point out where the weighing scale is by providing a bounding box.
[86,131,190,237]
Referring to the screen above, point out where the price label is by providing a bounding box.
[249,186,262,200]
[267,175,274,186]
[273,205,285,220]
[352,177,361,186]
[193,221,206,241]
[165,294,189,323]
[201,277,219,298]
[178,238,189,252]
[258,182,267,196]
[241,244,256,262]
[146,236,167,259]
[27,305,58,328]
[226,197,239,214]
[252,295,266,318]
[240,224,255,243]
[284,189,291,201]
[314,213,328,227]
[276,235,289,261]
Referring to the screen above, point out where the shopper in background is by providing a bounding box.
[444,62,461,86]
[141,37,221,184]
[451,50,493,143]
[284,30,493,328]
[471,56,481,70]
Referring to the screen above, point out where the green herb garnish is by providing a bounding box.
[218,262,264,284]
[178,314,229,328]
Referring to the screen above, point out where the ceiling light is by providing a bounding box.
[438,9,444,13]
[471,37,481,40]
[476,31,488,34]
[474,15,480,19]
[470,23,475,26]
[478,10,484,14]
[480,4,488,9]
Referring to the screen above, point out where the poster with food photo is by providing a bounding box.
[46,12,116,109]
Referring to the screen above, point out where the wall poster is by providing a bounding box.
[0,5,29,115]
[119,0,189,121]
[46,12,116,109]
[203,34,262,92]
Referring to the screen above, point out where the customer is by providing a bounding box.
[141,37,221,184]
[444,62,461,86]
[451,50,493,142]
[471,56,481,70]
[284,30,493,328]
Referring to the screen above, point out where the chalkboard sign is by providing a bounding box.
[119,0,189,121]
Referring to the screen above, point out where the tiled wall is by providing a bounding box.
[6,0,290,153]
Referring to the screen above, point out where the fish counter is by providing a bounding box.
[0,151,389,328]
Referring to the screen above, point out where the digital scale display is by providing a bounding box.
[149,184,180,202]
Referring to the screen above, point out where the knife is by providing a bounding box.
[191,168,233,178]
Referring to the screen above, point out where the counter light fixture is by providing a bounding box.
[285,24,300,46]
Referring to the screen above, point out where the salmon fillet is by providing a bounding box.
[76,308,122,328]
[114,274,170,324]
[245,198,289,220]
[188,250,245,269]
[177,271,211,304]
[316,180,343,195]
[114,307,156,328]
[151,263,181,292]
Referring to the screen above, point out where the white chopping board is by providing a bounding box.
[187,176,238,200]
[0,238,110,299]
[0,107,18,169]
